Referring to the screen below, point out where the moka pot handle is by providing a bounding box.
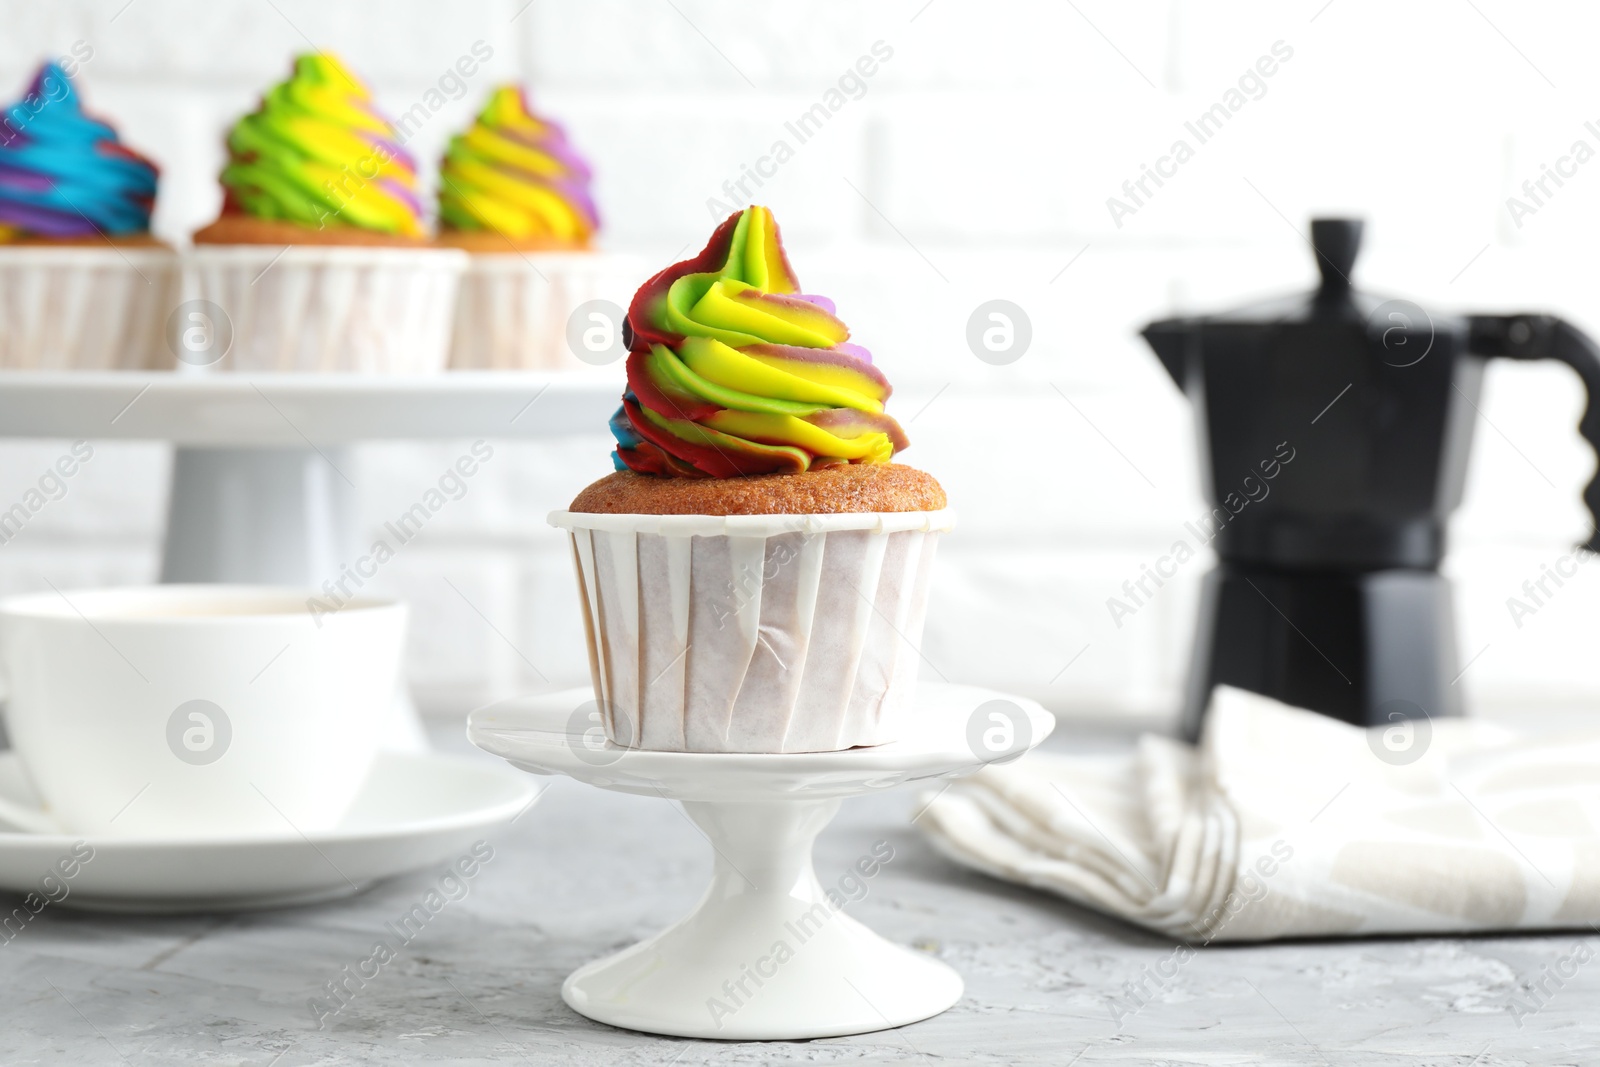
[1468,314,1600,552]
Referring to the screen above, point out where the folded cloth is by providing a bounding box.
[917,686,1600,942]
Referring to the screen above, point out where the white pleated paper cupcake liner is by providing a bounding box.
[0,247,178,370]
[550,509,956,753]
[185,245,467,372]
[448,252,643,370]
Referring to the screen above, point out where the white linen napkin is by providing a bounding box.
[917,686,1600,941]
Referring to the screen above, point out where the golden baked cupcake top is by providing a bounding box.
[571,464,946,515]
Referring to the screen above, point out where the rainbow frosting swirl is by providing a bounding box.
[438,86,597,245]
[220,53,423,237]
[0,61,158,240]
[612,206,907,478]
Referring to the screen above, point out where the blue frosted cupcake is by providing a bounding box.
[0,60,175,368]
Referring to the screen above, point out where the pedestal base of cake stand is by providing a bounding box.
[467,682,1055,1041]
[564,796,960,1040]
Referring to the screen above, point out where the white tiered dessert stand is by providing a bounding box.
[0,372,619,746]
[468,682,1053,1041]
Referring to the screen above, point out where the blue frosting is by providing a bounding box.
[0,62,158,238]
[609,401,642,472]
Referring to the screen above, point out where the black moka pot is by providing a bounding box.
[1142,218,1600,740]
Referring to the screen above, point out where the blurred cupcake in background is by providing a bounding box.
[0,60,176,369]
[189,53,466,372]
[437,86,597,252]
[439,86,639,371]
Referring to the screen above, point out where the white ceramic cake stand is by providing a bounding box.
[467,681,1054,1041]
[0,372,617,749]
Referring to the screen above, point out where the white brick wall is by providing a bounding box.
[1,0,1597,720]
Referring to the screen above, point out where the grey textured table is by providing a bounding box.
[1,719,1594,1066]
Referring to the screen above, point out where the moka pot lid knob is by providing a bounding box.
[1310,218,1362,302]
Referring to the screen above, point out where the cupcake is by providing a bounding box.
[551,206,952,754]
[438,86,639,370]
[0,61,176,369]
[189,53,466,372]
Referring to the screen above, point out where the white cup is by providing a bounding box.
[0,585,406,839]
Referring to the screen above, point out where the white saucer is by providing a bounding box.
[0,750,541,913]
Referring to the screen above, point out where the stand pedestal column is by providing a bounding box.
[561,796,962,1040]
[160,447,356,584]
